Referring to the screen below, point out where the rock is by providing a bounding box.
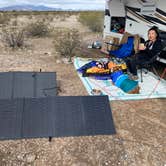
[71,162,88,166]
[56,59,61,64]
[25,153,36,163]
[17,154,24,161]
[44,52,51,56]
[62,57,72,64]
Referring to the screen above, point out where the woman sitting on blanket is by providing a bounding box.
[77,60,140,94]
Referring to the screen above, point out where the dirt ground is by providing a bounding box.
[0,13,165,166]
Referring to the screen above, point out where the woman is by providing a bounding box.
[126,26,162,79]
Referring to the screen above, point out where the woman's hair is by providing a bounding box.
[148,26,160,39]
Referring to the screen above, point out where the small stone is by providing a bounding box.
[56,59,61,64]
[124,154,128,160]
[17,154,24,161]
[105,162,108,165]
[71,162,87,166]
[25,154,36,163]
[44,52,51,56]
[62,58,69,64]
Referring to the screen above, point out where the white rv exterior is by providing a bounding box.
[104,0,166,40]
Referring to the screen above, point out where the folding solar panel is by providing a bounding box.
[0,72,116,140]
[0,72,13,99]
[0,98,23,140]
[0,96,116,140]
[0,72,57,99]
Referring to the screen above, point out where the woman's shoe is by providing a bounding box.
[131,75,138,80]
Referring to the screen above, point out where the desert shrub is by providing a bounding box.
[42,17,46,22]
[49,16,54,22]
[53,28,81,62]
[28,15,33,19]
[78,11,104,32]
[12,20,18,26]
[55,15,59,19]
[25,21,50,37]
[59,15,66,21]
[1,26,25,48]
[0,14,10,25]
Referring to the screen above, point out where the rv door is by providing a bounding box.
[109,0,126,34]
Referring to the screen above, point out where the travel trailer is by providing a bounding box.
[104,0,166,39]
[103,0,166,63]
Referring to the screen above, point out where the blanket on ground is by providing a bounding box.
[74,57,166,100]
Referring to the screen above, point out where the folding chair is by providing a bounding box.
[104,36,135,64]
[139,52,161,82]
[109,36,134,58]
[139,42,166,82]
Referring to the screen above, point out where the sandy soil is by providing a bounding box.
[0,13,165,166]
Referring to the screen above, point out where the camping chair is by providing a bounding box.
[156,39,166,64]
[139,42,166,82]
[109,36,134,58]
[139,52,161,82]
[104,36,135,63]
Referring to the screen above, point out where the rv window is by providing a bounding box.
[110,17,125,34]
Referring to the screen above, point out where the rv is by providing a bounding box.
[104,0,166,63]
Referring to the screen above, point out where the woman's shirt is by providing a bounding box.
[142,39,162,58]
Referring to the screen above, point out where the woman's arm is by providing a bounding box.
[141,40,162,58]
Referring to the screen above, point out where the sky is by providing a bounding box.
[0,0,105,10]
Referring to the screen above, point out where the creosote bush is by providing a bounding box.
[25,21,50,37]
[2,26,25,48]
[78,11,104,32]
[54,28,81,62]
[0,14,10,25]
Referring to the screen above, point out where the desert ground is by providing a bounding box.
[0,12,165,166]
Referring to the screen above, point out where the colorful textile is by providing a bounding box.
[77,59,139,93]
[77,61,97,73]
[120,79,138,93]
[87,67,110,74]
[110,36,134,58]
[115,74,129,87]
[110,70,138,93]
[110,71,123,83]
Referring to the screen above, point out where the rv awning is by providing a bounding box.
[109,0,125,17]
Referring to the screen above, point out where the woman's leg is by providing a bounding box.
[125,56,137,76]
[129,58,138,76]
[131,53,150,75]
[125,59,131,73]
[126,53,149,76]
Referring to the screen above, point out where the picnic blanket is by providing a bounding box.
[74,57,166,100]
